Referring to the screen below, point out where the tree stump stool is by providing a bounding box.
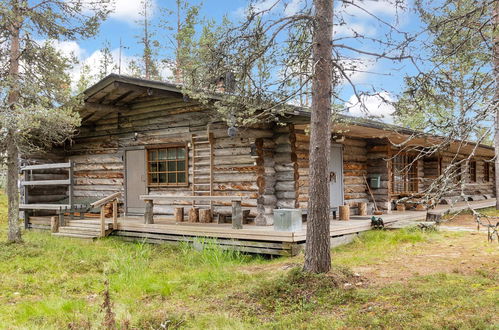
[188,208,199,223]
[174,207,184,222]
[358,202,367,216]
[199,209,213,223]
[339,205,350,221]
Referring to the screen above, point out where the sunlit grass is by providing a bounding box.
[0,191,497,328]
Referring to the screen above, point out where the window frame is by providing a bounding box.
[391,152,419,195]
[468,160,477,183]
[484,162,490,182]
[146,144,189,187]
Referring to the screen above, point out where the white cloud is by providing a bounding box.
[345,92,396,123]
[338,0,407,18]
[334,22,377,37]
[234,0,306,18]
[76,0,156,24]
[108,0,157,22]
[337,57,376,85]
[283,0,305,16]
[45,40,87,60]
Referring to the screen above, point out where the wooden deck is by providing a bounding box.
[27,199,496,256]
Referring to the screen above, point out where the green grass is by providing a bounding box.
[0,191,497,329]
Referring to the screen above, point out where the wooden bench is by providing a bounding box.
[139,195,248,229]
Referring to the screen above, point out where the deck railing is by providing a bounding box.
[90,192,121,237]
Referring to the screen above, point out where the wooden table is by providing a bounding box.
[139,195,247,229]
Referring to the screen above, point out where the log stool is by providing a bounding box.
[174,207,184,222]
[339,205,350,221]
[199,209,213,223]
[188,207,199,222]
[358,202,367,216]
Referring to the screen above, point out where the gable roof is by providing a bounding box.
[80,74,494,157]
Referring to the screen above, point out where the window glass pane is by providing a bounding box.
[147,146,188,185]
[158,149,167,160]
[149,162,158,172]
[167,148,176,160]
[177,148,186,159]
[177,160,185,171]
[168,161,177,171]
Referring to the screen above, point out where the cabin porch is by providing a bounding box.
[26,198,495,256]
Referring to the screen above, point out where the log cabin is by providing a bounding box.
[19,74,496,253]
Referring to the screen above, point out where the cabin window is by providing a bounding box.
[147,145,188,186]
[468,160,477,182]
[484,162,490,182]
[392,154,418,194]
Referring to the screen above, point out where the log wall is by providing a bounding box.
[65,95,273,222]
[366,144,391,210]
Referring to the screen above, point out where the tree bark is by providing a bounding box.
[303,0,333,273]
[6,0,22,243]
[494,0,499,210]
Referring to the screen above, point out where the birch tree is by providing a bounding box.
[0,0,109,243]
[182,0,412,273]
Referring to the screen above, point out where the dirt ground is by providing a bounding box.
[441,213,484,228]
[354,231,498,286]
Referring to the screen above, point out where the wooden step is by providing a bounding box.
[58,227,101,235]
[52,232,96,239]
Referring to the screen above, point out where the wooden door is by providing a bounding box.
[125,149,147,214]
[329,144,344,209]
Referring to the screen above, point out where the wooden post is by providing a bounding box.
[58,211,65,227]
[23,210,30,229]
[188,208,199,222]
[50,216,59,233]
[358,202,367,216]
[232,200,243,229]
[339,205,350,221]
[199,209,213,223]
[112,200,118,230]
[144,199,154,224]
[174,207,184,222]
[100,207,106,237]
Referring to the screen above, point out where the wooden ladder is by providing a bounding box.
[191,132,214,210]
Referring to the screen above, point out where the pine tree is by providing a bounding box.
[134,0,160,80]
[98,40,117,80]
[181,0,411,273]
[0,0,109,243]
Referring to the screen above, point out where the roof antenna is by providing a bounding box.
[118,38,127,75]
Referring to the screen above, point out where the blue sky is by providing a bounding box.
[55,0,423,122]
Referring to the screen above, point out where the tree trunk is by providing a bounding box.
[6,0,22,243]
[6,136,21,243]
[494,0,499,210]
[303,0,333,273]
